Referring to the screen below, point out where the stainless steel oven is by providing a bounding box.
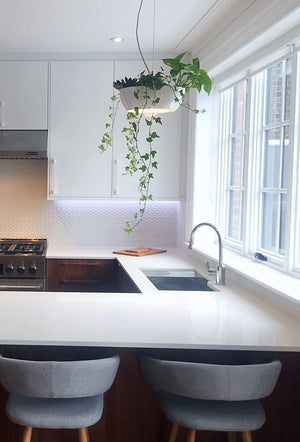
[0,239,46,291]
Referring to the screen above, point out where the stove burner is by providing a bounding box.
[0,243,13,253]
[14,243,44,254]
[0,239,46,256]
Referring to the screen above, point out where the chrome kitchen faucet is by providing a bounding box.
[188,222,225,285]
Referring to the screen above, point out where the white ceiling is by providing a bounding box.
[0,0,299,74]
[0,0,245,54]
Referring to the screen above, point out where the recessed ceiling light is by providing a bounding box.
[110,37,124,43]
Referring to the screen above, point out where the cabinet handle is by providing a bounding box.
[0,101,4,128]
[60,261,100,266]
[61,279,100,284]
[49,158,56,196]
[112,159,118,196]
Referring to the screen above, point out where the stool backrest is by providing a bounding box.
[0,354,119,399]
[140,356,281,401]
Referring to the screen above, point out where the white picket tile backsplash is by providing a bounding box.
[0,160,179,248]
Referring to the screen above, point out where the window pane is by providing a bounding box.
[232,82,245,133]
[263,128,281,188]
[284,58,292,121]
[266,62,283,125]
[228,190,243,241]
[261,193,278,252]
[230,136,244,186]
[279,194,286,255]
[282,125,289,189]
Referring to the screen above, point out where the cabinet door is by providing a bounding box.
[0,61,48,129]
[112,60,184,199]
[46,258,140,293]
[46,259,116,292]
[48,61,113,198]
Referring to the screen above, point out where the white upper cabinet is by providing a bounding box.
[48,59,184,200]
[48,61,114,198]
[0,61,48,129]
[112,60,184,199]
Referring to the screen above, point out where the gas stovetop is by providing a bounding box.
[0,239,47,256]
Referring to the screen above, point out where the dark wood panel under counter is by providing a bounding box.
[46,258,140,293]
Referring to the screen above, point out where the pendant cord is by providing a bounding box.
[136,0,151,75]
[152,0,156,73]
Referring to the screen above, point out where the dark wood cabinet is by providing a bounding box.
[46,258,140,293]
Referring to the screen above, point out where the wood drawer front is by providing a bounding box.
[46,259,117,292]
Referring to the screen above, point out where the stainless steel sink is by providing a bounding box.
[142,268,215,291]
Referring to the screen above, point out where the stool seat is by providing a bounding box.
[0,354,120,442]
[6,393,103,429]
[158,391,265,432]
[140,356,282,442]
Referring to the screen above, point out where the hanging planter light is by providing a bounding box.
[98,0,212,233]
[119,85,184,116]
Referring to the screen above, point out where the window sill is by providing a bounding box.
[184,242,300,320]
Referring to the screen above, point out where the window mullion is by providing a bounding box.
[285,52,299,273]
[248,71,265,255]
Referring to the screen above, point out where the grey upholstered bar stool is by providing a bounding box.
[0,354,120,442]
[140,356,281,442]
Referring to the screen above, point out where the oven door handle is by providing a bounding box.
[0,283,43,291]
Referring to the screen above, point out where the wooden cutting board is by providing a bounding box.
[113,247,166,257]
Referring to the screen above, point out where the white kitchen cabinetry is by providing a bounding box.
[0,61,48,129]
[48,61,113,198]
[113,60,184,198]
[48,59,184,199]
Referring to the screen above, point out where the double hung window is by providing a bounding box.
[217,51,299,274]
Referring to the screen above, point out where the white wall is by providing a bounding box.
[0,160,179,248]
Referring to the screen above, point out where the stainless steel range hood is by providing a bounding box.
[0,130,48,159]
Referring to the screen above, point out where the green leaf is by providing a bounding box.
[163,52,186,71]
[192,57,200,70]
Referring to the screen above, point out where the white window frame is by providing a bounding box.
[216,50,300,276]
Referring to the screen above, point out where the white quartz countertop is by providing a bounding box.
[0,248,299,351]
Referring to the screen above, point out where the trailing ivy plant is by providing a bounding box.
[124,109,162,233]
[98,52,212,233]
[99,88,162,233]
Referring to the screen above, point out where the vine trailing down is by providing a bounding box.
[98,89,162,234]
[98,52,212,233]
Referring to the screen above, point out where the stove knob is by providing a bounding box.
[17,264,26,275]
[29,263,37,274]
[5,263,14,273]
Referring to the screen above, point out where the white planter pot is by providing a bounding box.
[119,85,184,114]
